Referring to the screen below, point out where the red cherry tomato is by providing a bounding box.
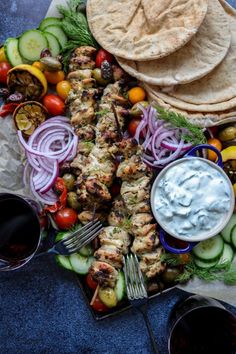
[42,94,65,116]
[86,274,98,290]
[128,118,142,137]
[0,62,12,84]
[54,208,78,230]
[91,296,109,312]
[95,49,114,68]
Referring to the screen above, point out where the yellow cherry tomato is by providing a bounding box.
[44,70,65,85]
[128,86,146,105]
[207,138,222,161]
[0,47,7,62]
[56,80,71,100]
[32,61,45,71]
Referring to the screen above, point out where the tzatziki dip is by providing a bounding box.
[153,159,232,239]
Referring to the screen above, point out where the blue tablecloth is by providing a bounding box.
[1,1,236,353]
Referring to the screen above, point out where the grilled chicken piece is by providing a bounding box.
[130,213,156,237]
[131,231,159,254]
[99,226,130,254]
[117,138,141,159]
[121,176,151,213]
[67,69,92,81]
[89,260,118,288]
[69,46,96,72]
[77,141,94,156]
[117,155,152,180]
[78,210,108,224]
[108,197,128,227]
[85,178,111,201]
[139,247,165,278]
[70,154,88,174]
[75,124,95,141]
[71,105,96,126]
[94,245,123,269]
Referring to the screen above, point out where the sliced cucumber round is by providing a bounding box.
[56,255,73,271]
[78,244,93,257]
[43,32,61,57]
[43,25,67,49]
[221,214,236,243]
[231,225,236,249]
[218,243,234,266]
[18,30,48,62]
[69,254,95,275]
[39,17,61,31]
[192,235,224,262]
[114,271,126,302]
[4,38,24,66]
[194,257,219,269]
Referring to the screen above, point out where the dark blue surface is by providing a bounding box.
[1,1,236,353]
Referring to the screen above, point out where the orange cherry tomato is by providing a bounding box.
[56,80,71,100]
[207,138,222,161]
[128,87,146,105]
[32,61,45,71]
[42,94,65,116]
[44,70,65,85]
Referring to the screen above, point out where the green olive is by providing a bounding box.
[92,68,110,86]
[161,267,181,284]
[98,287,118,308]
[67,192,80,210]
[129,101,149,117]
[62,173,76,191]
[218,126,236,142]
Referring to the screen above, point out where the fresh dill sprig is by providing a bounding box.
[154,105,207,146]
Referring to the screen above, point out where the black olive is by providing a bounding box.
[161,267,181,284]
[101,60,113,80]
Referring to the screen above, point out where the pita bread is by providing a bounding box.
[144,83,236,112]
[147,90,236,128]
[165,1,236,104]
[117,0,230,86]
[87,0,208,61]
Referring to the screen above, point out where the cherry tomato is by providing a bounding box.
[128,118,142,137]
[86,274,98,290]
[95,49,114,68]
[54,207,78,230]
[207,138,222,162]
[56,80,71,100]
[42,94,65,116]
[32,61,45,71]
[0,62,12,84]
[91,296,109,312]
[44,70,65,85]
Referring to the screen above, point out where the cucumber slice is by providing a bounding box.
[231,225,236,249]
[18,30,48,62]
[194,257,219,269]
[114,271,126,302]
[78,244,93,257]
[43,25,67,49]
[192,235,224,262]
[218,243,234,265]
[221,214,236,243]
[56,255,73,271]
[39,17,61,31]
[43,32,61,57]
[69,254,94,275]
[4,38,24,66]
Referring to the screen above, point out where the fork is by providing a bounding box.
[39,219,103,256]
[123,253,160,354]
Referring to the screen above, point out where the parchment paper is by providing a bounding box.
[0,0,235,307]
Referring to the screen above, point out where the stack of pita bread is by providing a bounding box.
[87,0,236,127]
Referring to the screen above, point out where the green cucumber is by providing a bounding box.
[192,235,224,262]
[18,30,48,62]
[218,243,234,265]
[39,17,61,31]
[43,32,61,57]
[221,214,236,243]
[194,257,219,269]
[231,225,236,249]
[78,244,93,257]
[69,254,94,275]
[56,255,73,271]
[43,25,67,49]
[4,38,24,66]
[114,271,126,302]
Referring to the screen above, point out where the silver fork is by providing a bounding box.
[39,220,103,256]
[123,253,160,354]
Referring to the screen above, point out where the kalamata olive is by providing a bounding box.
[67,192,80,210]
[7,92,24,103]
[219,126,236,142]
[40,57,62,72]
[62,173,76,191]
[161,267,181,284]
[0,88,10,99]
[40,48,52,58]
[92,68,110,86]
[101,60,113,80]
